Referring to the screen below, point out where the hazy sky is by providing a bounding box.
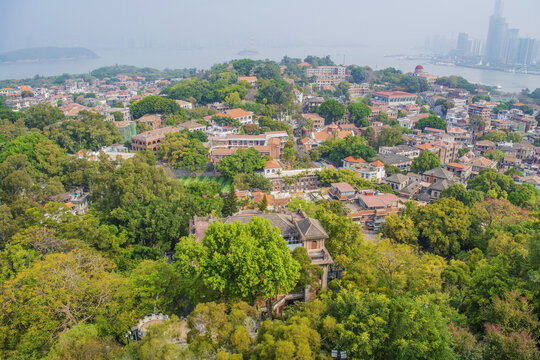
[1,0,539,53]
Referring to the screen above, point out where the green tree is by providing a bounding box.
[232,59,256,76]
[348,101,371,127]
[48,324,122,360]
[225,92,242,108]
[24,103,65,130]
[254,63,281,80]
[410,151,441,174]
[381,213,417,245]
[377,126,404,147]
[314,135,375,164]
[222,187,238,216]
[467,169,515,200]
[255,316,321,360]
[174,217,300,304]
[43,110,121,153]
[258,195,268,211]
[318,99,346,124]
[441,183,485,206]
[414,115,448,131]
[413,197,472,257]
[157,132,209,172]
[469,115,486,132]
[292,247,323,292]
[0,250,131,359]
[216,148,266,178]
[485,149,506,163]
[128,260,185,314]
[130,95,182,119]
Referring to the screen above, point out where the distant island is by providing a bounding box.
[0,47,97,64]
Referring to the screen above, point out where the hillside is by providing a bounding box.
[0,46,97,63]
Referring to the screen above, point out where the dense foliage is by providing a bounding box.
[0,60,538,360]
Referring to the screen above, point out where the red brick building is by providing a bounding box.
[131,126,180,154]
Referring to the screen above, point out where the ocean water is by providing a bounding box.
[1,46,538,93]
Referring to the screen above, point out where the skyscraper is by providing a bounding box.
[457,33,470,56]
[484,0,508,64]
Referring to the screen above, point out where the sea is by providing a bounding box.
[1,45,539,94]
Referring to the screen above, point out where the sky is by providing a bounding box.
[1,0,539,54]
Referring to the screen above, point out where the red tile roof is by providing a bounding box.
[343,156,365,163]
[373,91,416,98]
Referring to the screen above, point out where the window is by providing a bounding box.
[286,237,300,245]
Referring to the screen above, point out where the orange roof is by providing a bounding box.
[337,130,354,139]
[212,148,236,156]
[416,143,434,150]
[371,160,384,167]
[264,160,281,169]
[343,156,365,163]
[238,76,257,82]
[313,132,330,141]
[0,88,15,91]
[446,162,468,169]
[222,108,253,119]
[298,62,311,68]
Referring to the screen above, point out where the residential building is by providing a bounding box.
[372,91,417,106]
[114,121,137,143]
[347,190,402,229]
[138,114,162,129]
[469,156,497,175]
[301,113,325,130]
[385,173,410,192]
[207,108,254,125]
[474,140,496,155]
[342,156,366,169]
[175,100,193,109]
[328,182,357,201]
[422,168,455,184]
[349,83,370,99]
[445,162,472,181]
[356,160,386,182]
[262,161,322,193]
[178,120,207,132]
[306,66,347,86]
[378,145,420,159]
[131,126,180,154]
[190,209,333,287]
[468,103,495,120]
[375,153,413,172]
[238,76,258,87]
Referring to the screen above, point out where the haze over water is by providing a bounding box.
[1,45,538,93]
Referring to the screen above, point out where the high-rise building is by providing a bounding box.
[504,28,520,64]
[457,33,470,56]
[470,39,484,57]
[516,38,539,66]
[484,0,508,64]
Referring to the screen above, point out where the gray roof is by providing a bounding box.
[375,153,412,166]
[296,217,328,240]
[423,167,454,179]
[400,181,422,195]
[216,210,328,240]
[429,179,455,191]
[386,173,409,184]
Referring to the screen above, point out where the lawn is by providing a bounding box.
[178,176,233,193]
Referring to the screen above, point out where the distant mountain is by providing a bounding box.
[0,47,97,63]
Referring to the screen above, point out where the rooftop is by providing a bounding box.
[331,182,356,193]
[131,126,179,142]
[373,91,417,98]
